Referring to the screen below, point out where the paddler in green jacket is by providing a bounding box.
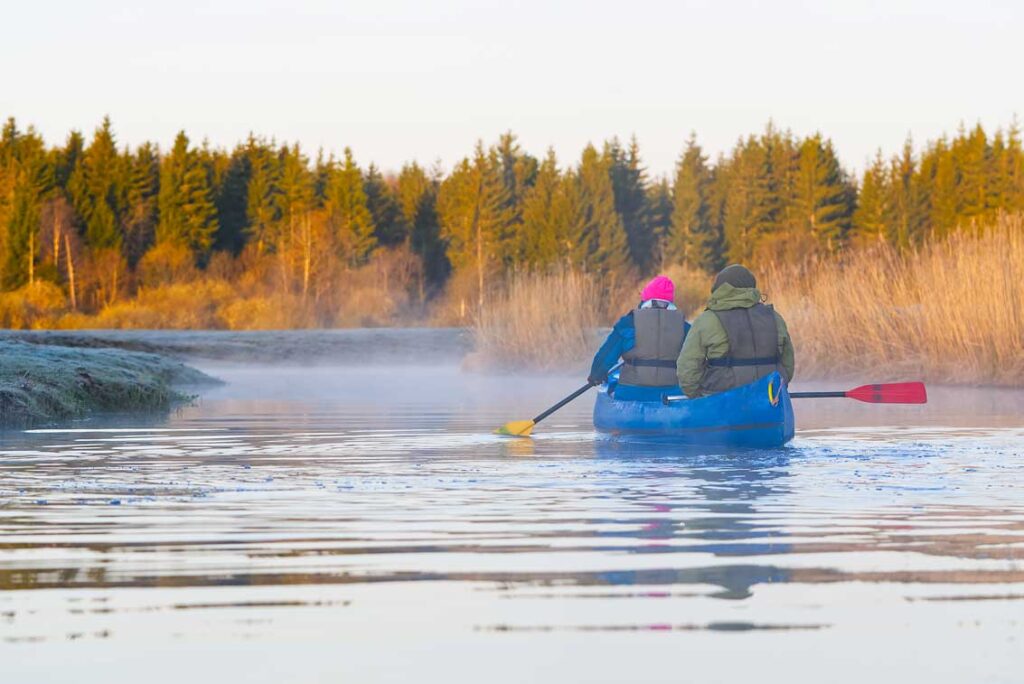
[676,264,795,398]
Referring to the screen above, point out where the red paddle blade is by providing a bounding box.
[845,382,927,404]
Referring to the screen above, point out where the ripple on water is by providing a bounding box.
[1,360,1023,683]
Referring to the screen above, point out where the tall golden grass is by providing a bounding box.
[471,214,1024,385]
[763,213,1024,385]
[469,269,604,371]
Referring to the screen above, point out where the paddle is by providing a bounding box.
[496,362,623,437]
[790,381,927,404]
[662,381,928,405]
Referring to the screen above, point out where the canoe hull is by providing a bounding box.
[593,372,795,448]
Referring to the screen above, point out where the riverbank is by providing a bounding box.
[0,340,219,429]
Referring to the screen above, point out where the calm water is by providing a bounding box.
[2,337,1023,682]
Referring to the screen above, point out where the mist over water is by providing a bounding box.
[1,330,1023,683]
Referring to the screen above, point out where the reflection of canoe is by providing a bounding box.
[593,372,795,448]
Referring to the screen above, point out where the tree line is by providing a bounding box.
[1,116,1022,322]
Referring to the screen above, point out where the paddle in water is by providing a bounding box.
[496,363,623,437]
[790,381,927,404]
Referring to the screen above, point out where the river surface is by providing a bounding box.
[1,331,1023,683]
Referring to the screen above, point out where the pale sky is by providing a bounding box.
[2,0,1022,178]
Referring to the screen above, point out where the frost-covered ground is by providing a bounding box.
[0,340,217,428]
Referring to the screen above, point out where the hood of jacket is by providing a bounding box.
[707,283,762,311]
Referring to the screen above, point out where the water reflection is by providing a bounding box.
[1,356,1024,683]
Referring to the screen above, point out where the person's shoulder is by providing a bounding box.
[613,311,635,329]
[690,309,716,326]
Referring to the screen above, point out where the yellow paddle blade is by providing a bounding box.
[494,420,535,437]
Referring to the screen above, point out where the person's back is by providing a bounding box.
[589,276,690,401]
[619,302,687,388]
[676,265,794,398]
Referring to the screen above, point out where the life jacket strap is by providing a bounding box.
[707,356,779,368]
[624,359,677,369]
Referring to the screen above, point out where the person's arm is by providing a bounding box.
[588,313,633,385]
[775,312,795,382]
[676,320,705,397]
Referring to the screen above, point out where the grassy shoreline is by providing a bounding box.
[0,341,220,429]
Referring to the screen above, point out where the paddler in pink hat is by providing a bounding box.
[587,275,690,401]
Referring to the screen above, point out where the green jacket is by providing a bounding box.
[676,283,795,397]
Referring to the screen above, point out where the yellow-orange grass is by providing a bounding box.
[471,269,603,371]
[762,213,1024,385]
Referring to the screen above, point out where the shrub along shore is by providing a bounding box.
[0,340,219,429]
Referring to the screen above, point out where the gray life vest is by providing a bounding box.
[701,303,782,394]
[620,306,686,387]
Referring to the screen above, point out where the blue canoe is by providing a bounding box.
[593,371,795,448]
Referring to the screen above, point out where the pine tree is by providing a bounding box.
[4,185,43,288]
[122,142,160,266]
[179,151,218,260]
[720,136,775,262]
[0,119,23,286]
[278,144,314,243]
[157,132,217,260]
[954,123,989,220]
[645,178,673,269]
[519,148,568,268]
[927,139,958,237]
[68,116,124,251]
[437,143,513,308]
[495,133,536,213]
[987,131,1010,216]
[245,136,282,253]
[313,149,332,205]
[364,163,404,246]
[397,162,430,229]
[398,162,447,292]
[55,130,84,190]
[272,143,315,287]
[215,146,251,254]
[793,134,854,250]
[1007,119,1024,212]
[325,147,376,266]
[764,124,798,239]
[668,134,717,269]
[1,130,50,288]
[573,144,629,276]
[607,136,654,271]
[851,153,890,245]
[494,132,537,266]
[886,138,928,248]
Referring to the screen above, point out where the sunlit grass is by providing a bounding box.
[763,213,1024,385]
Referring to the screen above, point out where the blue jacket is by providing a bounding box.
[589,307,691,385]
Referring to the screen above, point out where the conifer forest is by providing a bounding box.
[1,116,1022,328]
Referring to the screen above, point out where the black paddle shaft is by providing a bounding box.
[532,383,594,424]
[531,362,623,425]
[790,391,846,398]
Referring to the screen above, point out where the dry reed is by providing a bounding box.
[469,266,711,372]
[471,214,1024,385]
[762,213,1024,385]
[469,269,604,371]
